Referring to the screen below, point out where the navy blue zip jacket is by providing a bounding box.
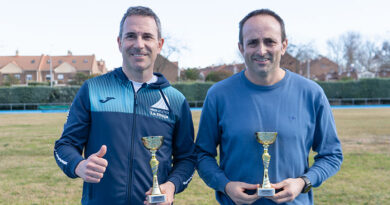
[54,68,196,204]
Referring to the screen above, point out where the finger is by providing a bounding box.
[90,157,108,167]
[271,181,286,190]
[84,175,101,183]
[271,189,293,203]
[95,145,107,158]
[239,182,259,190]
[86,159,107,172]
[85,169,104,179]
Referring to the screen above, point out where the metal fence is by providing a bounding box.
[0,103,71,111]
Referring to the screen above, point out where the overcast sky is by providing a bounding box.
[1,0,389,70]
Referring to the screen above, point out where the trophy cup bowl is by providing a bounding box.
[142,136,167,203]
[255,132,277,197]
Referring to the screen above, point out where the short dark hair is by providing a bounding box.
[118,6,162,39]
[239,9,286,45]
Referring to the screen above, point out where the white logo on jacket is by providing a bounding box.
[150,92,169,119]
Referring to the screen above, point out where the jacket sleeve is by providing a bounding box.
[195,92,230,193]
[304,93,343,187]
[167,99,196,193]
[54,82,90,178]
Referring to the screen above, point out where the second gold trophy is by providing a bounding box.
[255,132,277,197]
[142,136,167,203]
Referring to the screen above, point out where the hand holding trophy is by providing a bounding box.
[142,136,167,203]
[255,132,277,197]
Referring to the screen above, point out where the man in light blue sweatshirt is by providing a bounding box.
[196,9,343,205]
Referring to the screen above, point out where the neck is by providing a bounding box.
[245,68,285,86]
[122,66,154,83]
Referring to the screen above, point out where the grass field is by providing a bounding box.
[0,108,389,204]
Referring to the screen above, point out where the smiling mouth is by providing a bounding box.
[253,57,270,63]
[131,53,147,57]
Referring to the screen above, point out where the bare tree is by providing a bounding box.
[287,41,318,62]
[356,40,381,72]
[327,37,345,73]
[342,32,362,71]
[380,41,390,63]
[154,34,188,73]
[287,41,318,78]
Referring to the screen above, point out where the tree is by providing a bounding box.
[68,72,98,85]
[2,75,20,86]
[287,41,318,62]
[342,32,362,71]
[356,40,381,72]
[205,70,233,82]
[327,37,345,72]
[155,34,188,73]
[182,68,200,81]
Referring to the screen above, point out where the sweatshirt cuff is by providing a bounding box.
[67,156,84,178]
[304,171,319,188]
[215,173,230,194]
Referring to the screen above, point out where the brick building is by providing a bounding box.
[0,51,107,85]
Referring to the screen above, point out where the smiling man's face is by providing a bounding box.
[118,15,164,73]
[239,14,287,78]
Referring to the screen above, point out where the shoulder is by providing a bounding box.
[162,86,186,102]
[287,70,324,95]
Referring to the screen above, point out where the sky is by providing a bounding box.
[1,0,389,70]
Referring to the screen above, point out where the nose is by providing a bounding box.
[134,36,145,49]
[257,43,267,56]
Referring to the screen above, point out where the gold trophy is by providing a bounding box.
[142,136,167,203]
[255,132,277,196]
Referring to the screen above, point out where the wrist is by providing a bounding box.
[299,176,312,193]
[75,159,86,177]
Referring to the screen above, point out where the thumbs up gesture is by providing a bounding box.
[75,145,108,183]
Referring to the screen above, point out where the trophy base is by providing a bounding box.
[257,188,275,196]
[147,194,166,203]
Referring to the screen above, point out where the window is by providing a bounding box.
[83,59,88,63]
[31,60,35,64]
[72,60,76,63]
[46,74,51,80]
[57,74,64,80]
[58,60,63,64]
[26,74,33,81]
[14,74,20,80]
[47,60,51,64]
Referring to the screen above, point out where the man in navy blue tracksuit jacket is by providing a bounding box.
[54,6,196,205]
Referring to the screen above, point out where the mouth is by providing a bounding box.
[130,53,148,57]
[253,57,270,64]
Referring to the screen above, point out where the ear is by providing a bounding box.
[238,42,244,56]
[117,36,122,53]
[158,38,164,53]
[281,38,288,55]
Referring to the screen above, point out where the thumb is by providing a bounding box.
[145,187,152,195]
[95,145,107,158]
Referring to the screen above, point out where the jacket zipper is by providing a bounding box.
[128,84,138,203]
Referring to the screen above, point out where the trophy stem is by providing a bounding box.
[262,145,272,189]
[150,150,162,195]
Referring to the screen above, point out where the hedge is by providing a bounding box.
[0,78,389,104]
[172,82,213,101]
[0,86,80,103]
[317,78,390,98]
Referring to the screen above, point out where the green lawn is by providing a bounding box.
[0,108,389,204]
